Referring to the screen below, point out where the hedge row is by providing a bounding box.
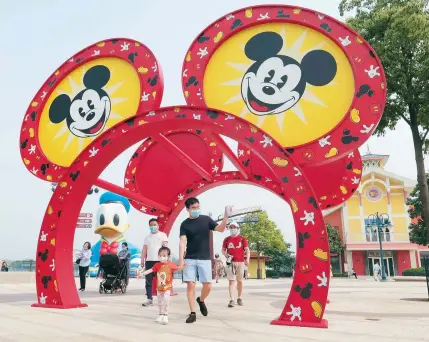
[266,270,293,278]
[402,267,426,276]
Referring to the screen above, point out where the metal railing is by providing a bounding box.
[346,232,410,244]
[4,260,35,272]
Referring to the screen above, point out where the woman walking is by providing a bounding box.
[119,242,131,285]
[77,242,92,291]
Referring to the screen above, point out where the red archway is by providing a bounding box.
[19,4,387,332]
[33,106,330,328]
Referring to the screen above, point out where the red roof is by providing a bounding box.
[249,251,271,260]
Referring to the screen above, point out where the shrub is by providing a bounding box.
[266,269,275,278]
[266,270,293,278]
[332,273,348,277]
[402,267,426,276]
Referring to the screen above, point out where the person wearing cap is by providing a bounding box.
[222,222,250,308]
[90,192,140,269]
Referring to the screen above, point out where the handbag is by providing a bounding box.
[75,258,81,265]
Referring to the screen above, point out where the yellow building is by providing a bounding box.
[247,251,269,279]
[324,148,429,277]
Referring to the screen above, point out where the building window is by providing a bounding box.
[364,219,392,242]
[363,160,381,169]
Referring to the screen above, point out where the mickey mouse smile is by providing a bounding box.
[78,99,110,136]
[244,77,296,114]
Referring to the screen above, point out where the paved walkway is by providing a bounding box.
[0,278,428,341]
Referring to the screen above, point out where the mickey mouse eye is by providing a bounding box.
[264,70,275,83]
[78,107,85,117]
[277,75,289,88]
[87,100,94,110]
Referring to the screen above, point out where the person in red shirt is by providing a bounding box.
[143,247,185,325]
[222,222,250,307]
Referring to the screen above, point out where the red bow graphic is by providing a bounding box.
[100,241,119,255]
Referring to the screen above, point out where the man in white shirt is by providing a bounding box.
[373,262,381,281]
[141,218,168,306]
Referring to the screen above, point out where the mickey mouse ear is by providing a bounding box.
[244,31,283,61]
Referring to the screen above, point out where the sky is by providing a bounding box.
[0,0,426,260]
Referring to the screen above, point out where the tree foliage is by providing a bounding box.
[240,211,294,276]
[326,224,345,254]
[407,175,429,245]
[240,211,286,254]
[265,242,295,274]
[339,0,429,242]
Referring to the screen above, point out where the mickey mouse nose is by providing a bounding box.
[86,112,95,121]
[262,85,275,95]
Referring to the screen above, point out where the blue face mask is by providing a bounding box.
[190,209,200,218]
[149,225,158,233]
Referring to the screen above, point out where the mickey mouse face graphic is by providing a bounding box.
[241,31,338,116]
[49,65,111,138]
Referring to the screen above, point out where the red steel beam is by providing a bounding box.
[156,133,214,182]
[209,133,249,180]
[94,178,171,213]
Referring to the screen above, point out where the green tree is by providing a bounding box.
[240,211,286,278]
[339,0,429,243]
[326,224,345,254]
[407,175,429,245]
[265,242,295,276]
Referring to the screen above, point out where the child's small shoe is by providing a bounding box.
[161,315,168,325]
[155,315,163,323]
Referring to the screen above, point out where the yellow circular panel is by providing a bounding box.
[39,58,140,166]
[203,23,354,147]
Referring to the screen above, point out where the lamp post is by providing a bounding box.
[365,213,393,281]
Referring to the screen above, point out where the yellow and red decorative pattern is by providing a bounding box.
[182,5,386,167]
[20,38,163,183]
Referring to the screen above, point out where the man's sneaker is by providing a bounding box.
[197,297,208,316]
[155,315,163,323]
[142,299,153,306]
[161,315,169,325]
[228,300,235,307]
[237,298,243,306]
[186,312,197,323]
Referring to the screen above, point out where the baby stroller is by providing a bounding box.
[98,254,128,294]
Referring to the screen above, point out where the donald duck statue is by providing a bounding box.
[90,192,141,269]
